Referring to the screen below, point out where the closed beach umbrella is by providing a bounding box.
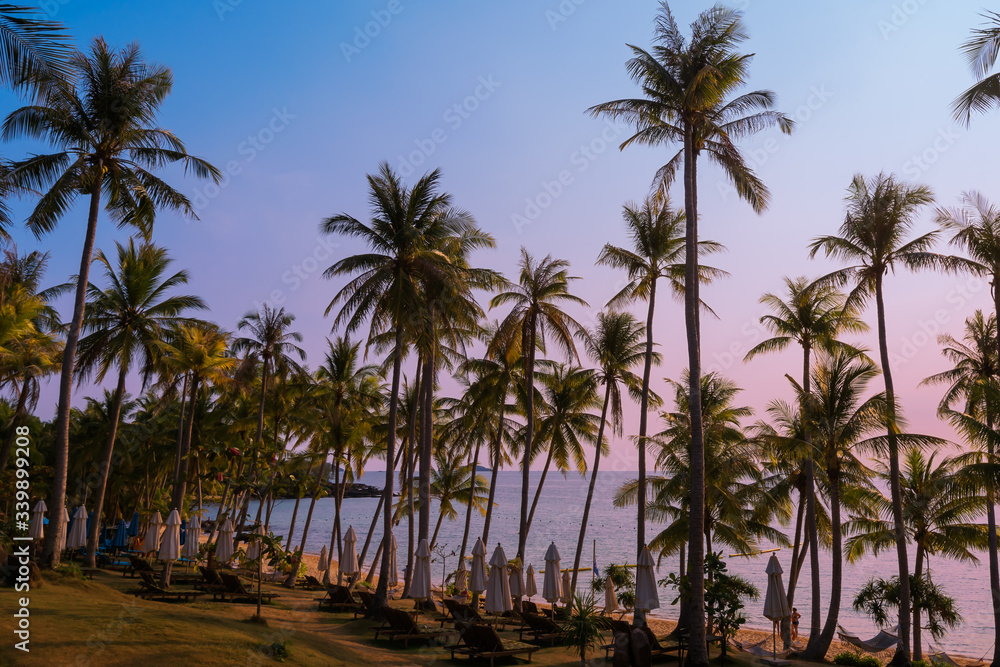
[470,538,487,596]
[182,515,201,560]
[410,538,432,601]
[317,545,329,572]
[215,518,234,563]
[542,542,562,604]
[525,564,538,598]
[245,524,263,561]
[605,574,618,614]
[67,505,88,550]
[29,500,46,540]
[56,507,69,552]
[763,554,790,659]
[455,558,468,595]
[561,570,572,604]
[158,509,181,562]
[127,510,139,537]
[387,532,399,589]
[340,526,359,580]
[179,518,186,546]
[110,519,129,551]
[509,561,524,602]
[485,543,513,614]
[142,511,162,553]
[634,545,660,612]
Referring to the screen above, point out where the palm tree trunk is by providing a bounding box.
[518,325,537,562]
[84,366,128,568]
[875,275,912,667]
[913,545,925,661]
[285,460,314,553]
[358,445,404,568]
[571,382,611,594]
[990,290,1000,667]
[810,466,843,657]
[373,326,404,611]
[430,508,445,551]
[211,459,242,543]
[43,172,102,570]
[459,436,483,562]
[403,358,421,598]
[0,378,30,471]
[783,484,807,648]
[172,375,189,484]
[635,278,657,627]
[171,374,200,513]
[419,345,434,544]
[682,121,708,664]
[802,343,824,659]
[525,444,555,536]
[283,457,328,587]
[481,405,505,546]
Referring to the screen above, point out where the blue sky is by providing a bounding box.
[4,1,1000,469]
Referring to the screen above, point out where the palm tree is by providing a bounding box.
[596,195,724,608]
[424,447,489,550]
[588,5,792,651]
[569,311,647,594]
[846,449,986,660]
[953,11,1000,126]
[744,276,867,649]
[0,4,71,94]
[75,239,206,568]
[322,162,473,609]
[489,248,588,562]
[3,38,220,568]
[810,172,957,666]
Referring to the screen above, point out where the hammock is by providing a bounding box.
[929,645,985,667]
[732,638,777,657]
[836,625,900,654]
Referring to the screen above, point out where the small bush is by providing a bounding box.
[260,640,291,661]
[913,660,930,667]
[54,563,83,579]
[833,652,879,667]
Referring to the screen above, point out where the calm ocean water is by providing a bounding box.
[224,470,994,658]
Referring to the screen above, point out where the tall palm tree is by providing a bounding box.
[569,311,647,594]
[423,447,489,550]
[588,5,791,650]
[0,4,71,95]
[744,276,867,648]
[846,449,986,660]
[596,195,724,608]
[75,239,206,568]
[810,172,957,666]
[3,38,220,567]
[489,248,588,562]
[322,162,473,609]
[953,11,1000,126]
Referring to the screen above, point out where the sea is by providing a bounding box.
[220,470,994,659]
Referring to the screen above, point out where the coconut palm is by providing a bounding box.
[846,449,986,659]
[953,11,1000,126]
[423,447,489,550]
[75,239,206,567]
[3,38,220,567]
[744,276,867,649]
[322,162,474,609]
[489,249,588,562]
[809,172,959,666]
[588,5,792,649]
[0,4,71,94]
[569,311,647,594]
[596,195,725,604]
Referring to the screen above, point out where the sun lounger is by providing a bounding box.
[213,571,279,603]
[123,554,157,578]
[447,623,539,667]
[132,572,204,603]
[441,598,485,627]
[373,605,447,647]
[298,575,324,590]
[316,584,363,613]
[837,625,899,654]
[518,611,561,646]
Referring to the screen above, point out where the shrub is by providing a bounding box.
[833,652,880,667]
[260,640,291,662]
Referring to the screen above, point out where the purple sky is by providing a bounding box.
[4,1,1000,470]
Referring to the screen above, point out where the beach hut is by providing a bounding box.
[525,564,538,599]
[410,538,432,601]
[604,574,618,615]
[485,543,512,615]
[158,510,181,562]
[634,545,660,613]
[182,515,201,560]
[142,512,162,554]
[763,554,790,663]
[340,526,359,584]
[387,532,399,590]
[509,560,524,604]
[29,500,46,541]
[470,538,487,599]
[542,542,562,604]
[215,518,234,564]
[66,505,88,550]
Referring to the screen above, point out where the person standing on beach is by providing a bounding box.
[791,608,801,641]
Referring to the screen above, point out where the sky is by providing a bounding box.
[4,0,1000,471]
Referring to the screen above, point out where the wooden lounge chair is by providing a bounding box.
[123,554,156,578]
[373,605,447,647]
[518,611,561,646]
[316,584,363,613]
[441,598,485,627]
[298,575,324,590]
[448,624,539,667]
[132,572,204,603]
[214,572,279,603]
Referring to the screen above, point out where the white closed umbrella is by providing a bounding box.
[158,509,181,562]
[245,524,263,561]
[66,505,88,550]
[763,554,791,661]
[317,545,329,572]
[215,518,234,563]
[182,514,201,560]
[56,507,69,552]
[542,541,562,604]
[509,561,524,603]
[29,500,46,541]
[634,545,660,612]
[410,538,432,601]
[605,574,619,614]
[561,570,572,604]
[525,564,538,598]
[387,532,399,589]
[142,511,162,554]
[470,538,488,596]
[485,543,513,614]
[340,526,359,581]
[455,558,468,595]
